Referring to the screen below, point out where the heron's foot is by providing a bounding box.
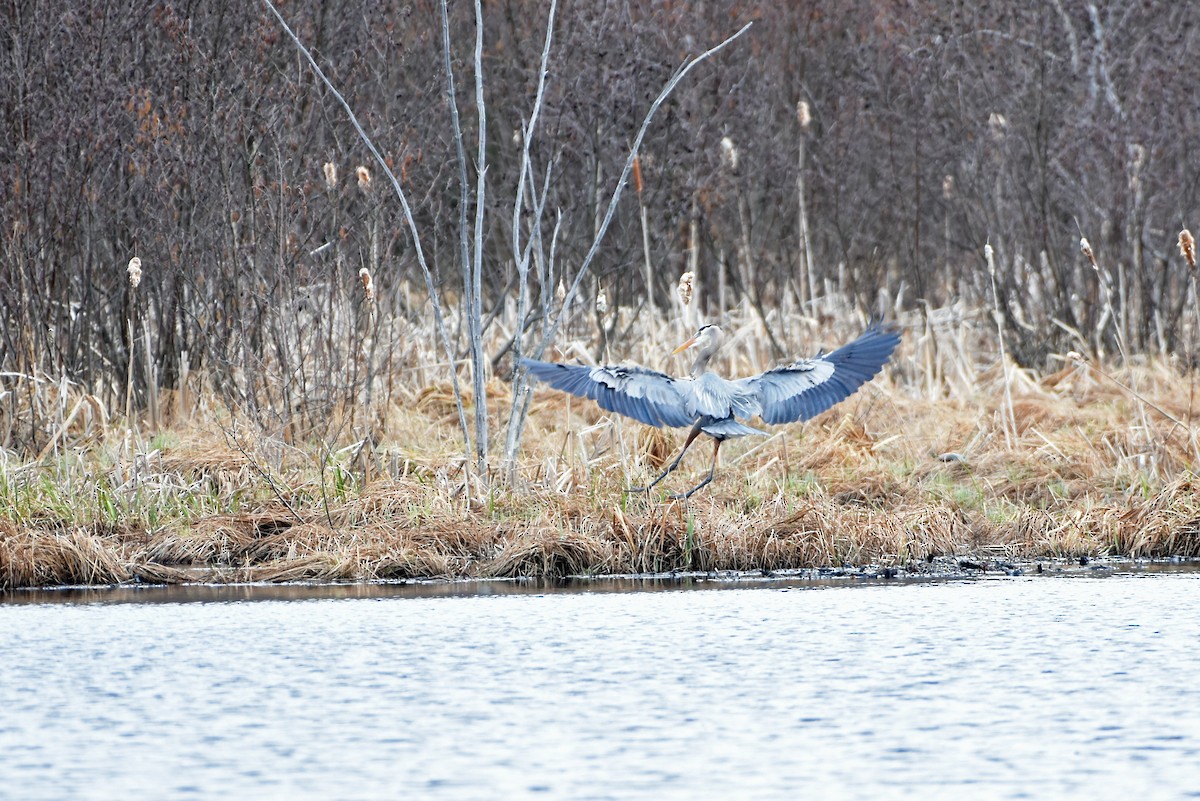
[624,485,651,494]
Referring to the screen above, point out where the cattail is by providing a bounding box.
[1178,229,1196,269]
[595,290,608,315]
[677,270,694,308]
[942,174,955,200]
[127,256,143,289]
[796,100,811,131]
[632,155,644,196]
[555,280,566,304]
[1080,237,1098,270]
[359,267,375,303]
[1128,144,1145,195]
[322,161,338,190]
[1129,142,1146,172]
[356,165,371,191]
[719,137,739,172]
[988,112,1008,140]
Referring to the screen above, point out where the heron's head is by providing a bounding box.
[672,324,724,358]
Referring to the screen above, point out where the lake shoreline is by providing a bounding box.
[5,454,1200,590]
[4,555,1197,604]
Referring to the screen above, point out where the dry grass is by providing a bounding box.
[3,301,1200,589]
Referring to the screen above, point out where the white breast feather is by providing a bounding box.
[687,373,761,420]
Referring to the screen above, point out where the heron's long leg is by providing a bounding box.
[669,439,723,500]
[627,423,704,494]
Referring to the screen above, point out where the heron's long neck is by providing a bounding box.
[690,349,716,378]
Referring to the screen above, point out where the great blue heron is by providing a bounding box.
[521,323,901,498]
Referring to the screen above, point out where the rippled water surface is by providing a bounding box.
[4,572,1200,800]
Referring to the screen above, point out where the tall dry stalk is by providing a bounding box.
[359,266,378,410]
[633,155,658,324]
[796,101,816,313]
[356,169,382,416]
[1179,229,1199,463]
[124,257,142,426]
[686,205,700,332]
[725,134,785,358]
[985,243,1017,448]
[143,319,159,432]
[1079,235,1128,363]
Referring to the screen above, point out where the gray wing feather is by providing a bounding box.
[520,359,694,428]
[739,325,901,425]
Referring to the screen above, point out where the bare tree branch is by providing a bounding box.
[258,0,473,471]
[532,22,755,359]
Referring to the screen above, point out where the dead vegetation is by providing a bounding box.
[3,301,1200,590]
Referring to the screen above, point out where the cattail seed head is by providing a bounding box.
[797,100,811,131]
[1178,229,1195,269]
[677,271,694,307]
[555,280,566,304]
[988,112,1008,140]
[1080,237,1097,269]
[127,256,143,289]
[632,155,644,196]
[1129,143,1146,172]
[595,290,608,315]
[356,165,371,191]
[1128,144,1145,194]
[719,137,739,173]
[322,161,338,190]
[359,267,375,303]
[942,174,955,200]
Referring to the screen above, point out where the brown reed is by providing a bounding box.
[3,299,1200,590]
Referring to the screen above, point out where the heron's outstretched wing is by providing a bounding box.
[520,359,695,428]
[738,325,901,425]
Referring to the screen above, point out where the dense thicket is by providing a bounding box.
[3,1,1200,435]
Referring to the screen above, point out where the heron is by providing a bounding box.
[520,322,901,499]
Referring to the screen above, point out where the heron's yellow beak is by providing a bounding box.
[672,336,697,355]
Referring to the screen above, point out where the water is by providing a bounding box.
[3,572,1200,800]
